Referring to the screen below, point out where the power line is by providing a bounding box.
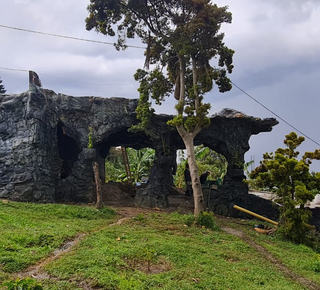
[0,66,129,86]
[231,81,320,147]
[0,66,28,72]
[0,24,146,49]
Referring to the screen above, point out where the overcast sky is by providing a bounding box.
[1,0,320,171]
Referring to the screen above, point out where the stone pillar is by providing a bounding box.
[135,148,177,208]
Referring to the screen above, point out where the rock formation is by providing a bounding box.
[0,78,280,218]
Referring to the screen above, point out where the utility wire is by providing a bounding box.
[0,66,28,72]
[0,66,126,86]
[0,24,146,49]
[231,81,320,147]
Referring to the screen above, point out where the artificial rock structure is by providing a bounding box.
[0,79,280,218]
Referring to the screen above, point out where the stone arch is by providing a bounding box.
[0,89,279,217]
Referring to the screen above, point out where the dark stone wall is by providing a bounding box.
[0,88,138,202]
[0,88,279,217]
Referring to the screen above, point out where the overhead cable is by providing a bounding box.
[231,81,320,147]
[0,24,145,49]
[0,66,28,72]
[0,66,125,86]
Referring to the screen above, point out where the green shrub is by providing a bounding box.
[183,214,195,227]
[195,211,217,230]
[313,260,320,273]
[2,277,43,290]
[133,213,146,222]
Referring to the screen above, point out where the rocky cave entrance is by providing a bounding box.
[96,128,151,182]
[57,122,81,179]
[95,128,156,203]
[91,126,235,209]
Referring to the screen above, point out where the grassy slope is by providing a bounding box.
[0,201,116,283]
[0,201,319,289]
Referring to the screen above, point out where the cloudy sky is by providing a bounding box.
[1,0,320,170]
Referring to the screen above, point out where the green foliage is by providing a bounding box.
[0,77,6,94]
[87,126,93,149]
[276,201,313,244]
[183,214,196,227]
[2,278,43,290]
[313,256,320,273]
[250,132,320,244]
[105,147,155,183]
[126,247,159,272]
[132,213,146,222]
[105,148,126,182]
[175,145,227,188]
[127,148,155,183]
[195,211,217,230]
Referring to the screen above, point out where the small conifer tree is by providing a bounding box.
[250,132,320,243]
[0,77,6,94]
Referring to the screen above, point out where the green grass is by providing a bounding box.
[258,237,320,281]
[0,202,319,290]
[0,201,116,275]
[219,217,320,284]
[44,213,305,289]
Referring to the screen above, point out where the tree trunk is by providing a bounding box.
[176,54,204,215]
[182,133,204,215]
[93,161,102,209]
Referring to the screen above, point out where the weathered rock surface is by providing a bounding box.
[0,87,280,218]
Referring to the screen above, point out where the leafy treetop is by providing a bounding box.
[250,132,320,206]
[86,0,234,133]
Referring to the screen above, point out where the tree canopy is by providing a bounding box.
[86,0,234,127]
[86,0,234,214]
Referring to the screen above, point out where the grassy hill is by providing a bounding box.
[0,200,319,289]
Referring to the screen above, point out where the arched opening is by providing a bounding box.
[95,128,153,183]
[105,146,155,184]
[175,145,228,192]
[57,122,81,179]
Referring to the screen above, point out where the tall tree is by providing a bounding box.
[0,77,6,94]
[86,0,234,215]
[250,132,320,243]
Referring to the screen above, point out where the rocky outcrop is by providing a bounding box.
[0,87,138,202]
[0,86,279,217]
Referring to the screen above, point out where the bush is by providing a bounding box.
[183,214,195,227]
[195,211,217,230]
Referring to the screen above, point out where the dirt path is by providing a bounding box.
[222,227,320,290]
[13,206,169,289]
[12,199,320,290]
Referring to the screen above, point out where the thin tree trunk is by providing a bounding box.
[176,54,204,215]
[177,55,186,115]
[176,128,204,215]
[184,137,204,215]
[191,56,200,110]
[93,161,102,209]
